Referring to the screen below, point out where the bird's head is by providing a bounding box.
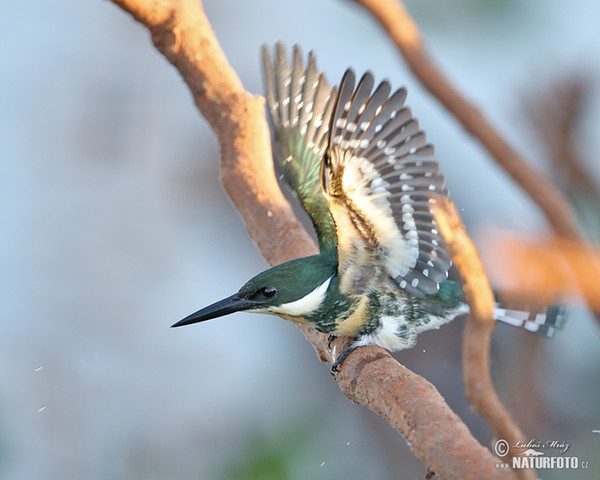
[172,255,336,328]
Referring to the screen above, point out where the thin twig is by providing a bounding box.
[348,0,580,239]
[434,201,536,479]
[110,0,515,477]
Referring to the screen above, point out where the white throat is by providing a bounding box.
[271,275,333,317]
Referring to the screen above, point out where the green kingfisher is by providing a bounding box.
[173,44,566,370]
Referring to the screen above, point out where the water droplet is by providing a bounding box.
[320,461,326,467]
[422,349,426,353]
[346,442,351,446]
[38,405,46,413]
[34,366,43,372]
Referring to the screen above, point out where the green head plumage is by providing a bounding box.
[172,255,336,327]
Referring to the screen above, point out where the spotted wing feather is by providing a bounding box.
[322,70,451,297]
[262,44,338,253]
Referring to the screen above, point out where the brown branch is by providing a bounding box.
[434,202,536,480]
[110,0,515,477]
[109,0,314,265]
[483,231,600,310]
[348,0,580,240]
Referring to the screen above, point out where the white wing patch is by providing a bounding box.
[341,155,418,278]
[271,275,332,317]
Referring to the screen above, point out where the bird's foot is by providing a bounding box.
[327,334,336,350]
[331,343,358,372]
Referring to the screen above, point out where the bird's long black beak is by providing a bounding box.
[171,294,259,328]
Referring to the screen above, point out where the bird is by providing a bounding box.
[172,44,566,371]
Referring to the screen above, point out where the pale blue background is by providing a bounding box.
[1,1,599,479]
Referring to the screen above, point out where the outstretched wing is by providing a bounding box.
[262,44,338,253]
[321,70,452,297]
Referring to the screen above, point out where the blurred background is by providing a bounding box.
[1,0,599,479]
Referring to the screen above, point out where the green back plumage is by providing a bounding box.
[262,44,338,254]
[406,280,466,322]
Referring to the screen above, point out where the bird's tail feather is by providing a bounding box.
[494,301,567,338]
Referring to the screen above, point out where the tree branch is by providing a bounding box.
[434,201,536,480]
[348,0,580,239]
[110,0,515,477]
[483,231,600,310]
[110,0,315,265]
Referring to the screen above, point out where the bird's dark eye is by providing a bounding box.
[260,286,277,298]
